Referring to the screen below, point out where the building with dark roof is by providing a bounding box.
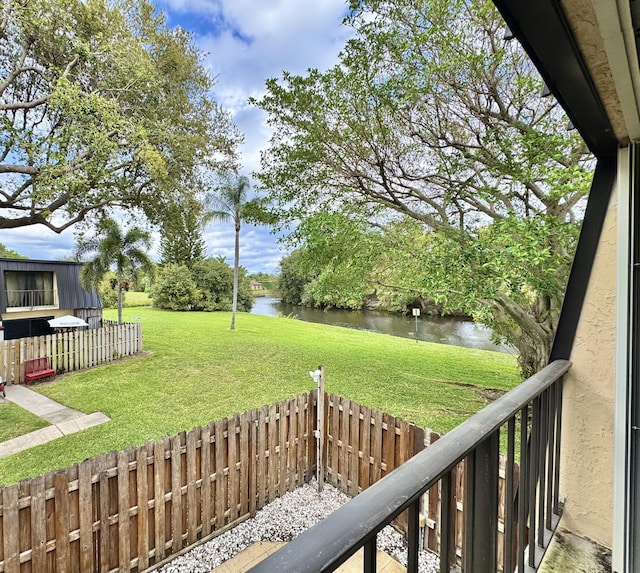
[0,258,102,339]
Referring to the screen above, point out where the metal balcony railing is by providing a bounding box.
[249,360,571,573]
[6,289,56,308]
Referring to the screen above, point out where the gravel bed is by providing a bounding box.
[155,480,439,573]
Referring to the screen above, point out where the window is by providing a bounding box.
[5,271,55,308]
[2,317,54,340]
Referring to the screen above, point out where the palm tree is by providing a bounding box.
[207,173,250,330]
[75,217,154,324]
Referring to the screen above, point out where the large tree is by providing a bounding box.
[207,174,251,330]
[254,0,593,377]
[0,0,240,232]
[76,217,154,324]
[160,196,208,269]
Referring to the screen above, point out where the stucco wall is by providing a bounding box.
[1,309,77,321]
[559,190,617,546]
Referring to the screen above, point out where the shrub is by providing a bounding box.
[150,259,253,312]
[191,259,253,312]
[150,264,200,311]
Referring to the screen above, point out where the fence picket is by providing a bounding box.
[328,395,339,486]
[278,403,287,496]
[78,460,94,572]
[186,430,198,545]
[171,434,183,553]
[97,456,111,573]
[215,421,226,530]
[30,475,47,570]
[136,445,150,571]
[2,485,19,573]
[257,405,267,510]
[339,396,349,490]
[268,404,277,501]
[307,392,316,483]
[153,439,167,562]
[348,400,360,496]
[228,416,239,521]
[297,394,306,488]
[118,451,131,571]
[359,405,371,492]
[201,426,213,536]
[240,413,251,515]
[249,412,258,516]
[287,398,297,492]
[54,472,71,572]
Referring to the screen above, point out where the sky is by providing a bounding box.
[0,0,352,274]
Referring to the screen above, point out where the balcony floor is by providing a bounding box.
[210,541,406,572]
[539,528,611,573]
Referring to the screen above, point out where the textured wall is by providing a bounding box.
[559,190,617,546]
[560,0,628,143]
[1,309,76,321]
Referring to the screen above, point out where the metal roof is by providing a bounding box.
[0,258,101,313]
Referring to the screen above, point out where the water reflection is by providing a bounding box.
[251,297,512,354]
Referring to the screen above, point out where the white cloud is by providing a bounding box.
[203,222,288,274]
[0,226,76,261]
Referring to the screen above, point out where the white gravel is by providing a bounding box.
[155,480,440,573]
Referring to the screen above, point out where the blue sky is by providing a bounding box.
[0,0,351,274]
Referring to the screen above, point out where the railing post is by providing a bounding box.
[529,398,541,568]
[407,499,420,573]
[518,404,529,572]
[364,536,377,573]
[440,472,453,573]
[464,432,499,573]
[504,417,516,573]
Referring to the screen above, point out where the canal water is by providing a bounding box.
[251,297,512,354]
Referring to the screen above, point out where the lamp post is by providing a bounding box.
[412,307,421,343]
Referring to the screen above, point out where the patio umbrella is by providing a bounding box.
[47,315,89,328]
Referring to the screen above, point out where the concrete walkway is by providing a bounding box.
[210,541,406,572]
[0,384,110,459]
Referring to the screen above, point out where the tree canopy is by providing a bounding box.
[160,196,208,269]
[254,0,593,376]
[0,0,240,232]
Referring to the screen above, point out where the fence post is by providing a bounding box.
[310,366,325,492]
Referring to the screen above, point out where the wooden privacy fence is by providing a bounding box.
[0,392,518,572]
[0,394,315,573]
[0,323,143,385]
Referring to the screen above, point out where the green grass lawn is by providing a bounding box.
[123,291,152,307]
[0,308,520,485]
[0,403,50,442]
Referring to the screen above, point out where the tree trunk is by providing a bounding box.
[517,331,554,379]
[117,283,123,325]
[492,292,557,379]
[230,224,240,330]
